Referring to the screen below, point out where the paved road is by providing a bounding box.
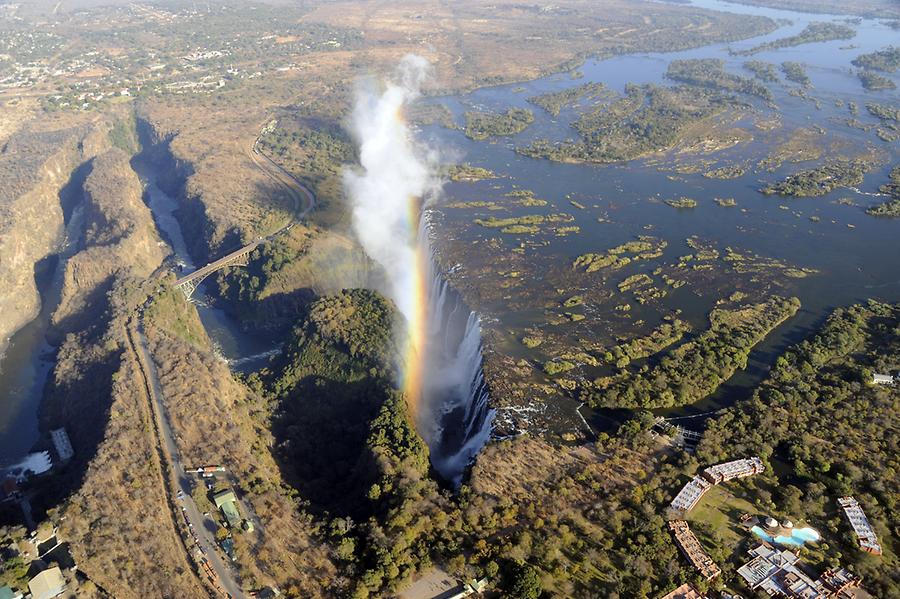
[138,131,318,597]
[132,319,244,599]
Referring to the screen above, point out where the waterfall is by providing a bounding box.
[417,213,495,485]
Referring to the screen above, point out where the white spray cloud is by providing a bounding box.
[343,54,438,323]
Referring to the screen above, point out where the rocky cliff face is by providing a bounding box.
[0,126,85,356]
[52,149,167,334]
[136,106,292,264]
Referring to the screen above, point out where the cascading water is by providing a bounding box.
[343,55,494,486]
[417,215,495,485]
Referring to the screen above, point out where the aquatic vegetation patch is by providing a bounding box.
[738,22,856,56]
[587,296,801,409]
[761,159,873,197]
[781,61,811,87]
[666,58,772,101]
[857,70,896,91]
[603,318,691,368]
[665,197,698,209]
[528,82,611,116]
[704,166,745,179]
[743,60,779,83]
[445,200,498,209]
[520,84,740,164]
[474,213,573,228]
[572,237,667,273]
[446,164,497,181]
[506,189,549,206]
[618,273,653,293]
[464,107,534,140]
[852,46,900,72]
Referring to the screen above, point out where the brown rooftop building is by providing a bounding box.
[659,582,707,599]
[668,520,721,581]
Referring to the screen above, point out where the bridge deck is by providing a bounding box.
[173,239,264,287]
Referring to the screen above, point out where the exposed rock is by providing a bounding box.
[52,149,167,335]
[0,126,85,356]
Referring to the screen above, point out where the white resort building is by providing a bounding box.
[837,497,882,555]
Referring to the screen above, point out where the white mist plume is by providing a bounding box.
[343,54,439,323]
[343,56,495,484]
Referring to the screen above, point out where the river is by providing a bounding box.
[1,0,896,461]
[419,0,900,432]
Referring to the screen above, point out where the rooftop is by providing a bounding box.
[837,497,882,555]
[737,545,826,598]
[702,457,765,484]
[670,475,712,513]
[28,566,66,599]
[659,582,707,599]
[669,520,721,580]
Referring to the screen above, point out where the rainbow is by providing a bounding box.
[402,195,428,423]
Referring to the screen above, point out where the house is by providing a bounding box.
[871,373,894,385]
[213,489,242,527]
[50,429,73,462]
[837,497,882,555]
[0,586,24,599]
[27,566,66,599]
[670,475,712,513]
[702,457,765,484]
[659,582,707,599]
[668,520,721,580]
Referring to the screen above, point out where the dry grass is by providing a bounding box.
[60,344,208,599]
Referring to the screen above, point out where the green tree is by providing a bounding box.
[509,563,542,599]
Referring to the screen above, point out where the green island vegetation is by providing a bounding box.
[445,200,497,209]
[857,69,897,91]
[762,159,872,197]
[506,189,549,206]
[464,107,535,140]
[587,296,801,408]
[704,165,745,179]
[866,165,900,216]
[866,198,900,216]
[715,197,738,206]
[446,164,496,182]
[521,84,739,163]
[527,82,609,116]
[742,60,779,82]
[723,247,818,278]
[781,61,812,87]
[696,301,900,597]
[473,213,573,234]
[665,197,698,208]
[738,21,856,55]
[572,237,667,273]
[604,317,692,368]
[866,102,900,122]
[617,273,653,293]
[852,46,900,72]
[665,58,773,101]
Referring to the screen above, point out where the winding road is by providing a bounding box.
[173,132,316,295]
